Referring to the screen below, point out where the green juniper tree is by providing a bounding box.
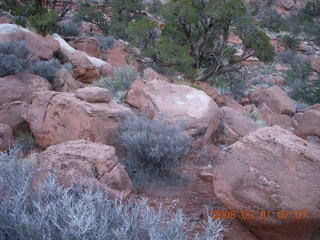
[130,0,274,81]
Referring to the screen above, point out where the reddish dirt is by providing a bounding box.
[132,144,259,240]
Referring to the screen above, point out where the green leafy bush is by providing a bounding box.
[139,0,274,82]
[304,0,320,17]
[0,41,30,77]
[29,10,59,35]
[117,114,192,182]
[241,28,275,62]
[0,147,225,240]
[74,0,144,39]
[0,0,59,35]
[95,67,137,101]
[285,58,320,104]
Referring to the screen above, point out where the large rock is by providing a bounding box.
[0,73,51,129]
[258,103,294,130]
[213,106,259,145]
[249,86,296,116]
[193,81,219,100]
[52,68,78,92]
[143,68,172,83]
[71,37,102,58]
[214,94,245,114]
[0,101,28,129]
[24,91,132,148]
[36,140,133,198]
[212,126,320,240]
[0,24,58,60]
[53,34,100,83]
[294,109,320,138]
[0,73,51,105]
[106,41,131,68]
[75,87,112,103]
[0,124,13,152]
[125,79,220,145]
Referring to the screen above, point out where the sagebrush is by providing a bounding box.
[95,67,137,101]
[33,58,62,83]
[0,41,30,77]
[117,114,192,182]
[0,147,225,240]
[95,35,117,50]
[57,21,81,37]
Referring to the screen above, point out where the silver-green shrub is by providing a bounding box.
[95,67,137,101]
[95,35,117,50]
[33,58,62,83]
[117,114,192,182]
[0,147,225,240]
[57,21,81,37]
[0,41,30,77]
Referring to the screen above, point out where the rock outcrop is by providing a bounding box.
[36,140,133,198]
[213,106,259,145]
[52,68,79,92]
[294,108,320,138]
[71,37,102,58]
[249,86,296,116]
[125,79,220,146]
[0,73,51,129]
[212,126,320,240]
[53,34,101,83]
[24,91,132,148]
[0,24,59,60]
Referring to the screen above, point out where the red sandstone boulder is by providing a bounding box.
[214,94,245,114]
[258,103,294,130]
[53,34,100,83]
[0,73,51,105]
[75,87,112,103]
[125,79,220,146]
[143,68,172,83]
[0,124,13,152]
[0,73,51,129]
[0,101,28,129]
[24,91,132,148]
[294,109,320,138]
[71,37,102,58]
[52,68,79,92]
[36,140,133,199]
[212,126,320,240]
[249,86,296,116]
[194,81,219,100]
[213,106,259,145]
[0,24,58,60]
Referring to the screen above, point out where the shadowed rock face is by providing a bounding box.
[212,126,320,240]
[213,106,259,145]
[36,140,133,199]
[125,78,220,146]
[0,73,51,129]
[0,124,13,152]
[24,91,132,148]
